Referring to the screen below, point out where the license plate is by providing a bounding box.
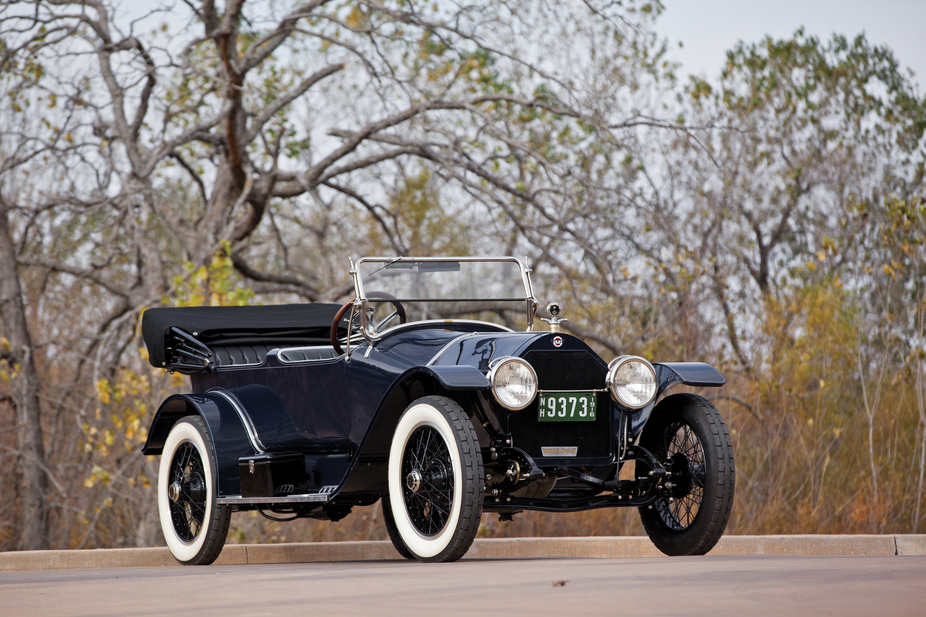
[538,392,597,422]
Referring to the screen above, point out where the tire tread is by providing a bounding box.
[167,415,231,566]
[388,395,484,563]
[639,394,735,556]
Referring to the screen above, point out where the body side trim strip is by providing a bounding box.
[426,332,479,366]
[208,389,266,454]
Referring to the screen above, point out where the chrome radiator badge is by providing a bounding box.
[541,446,578,457]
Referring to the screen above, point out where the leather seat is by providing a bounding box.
[211,345,277,367]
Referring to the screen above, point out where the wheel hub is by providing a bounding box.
[424,459,450,491]
[406,469,422,493]
[168,475,205,503]
[667,452,694,497]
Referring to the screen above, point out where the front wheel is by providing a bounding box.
[157,415,231,565]
[386,396,484,562]
[381,494,414,560]
[638,394,735,556]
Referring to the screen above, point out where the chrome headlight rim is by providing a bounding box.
[487,356,538,411]
[606,355,657,409]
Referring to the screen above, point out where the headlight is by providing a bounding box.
[488,357,538,411]
[606,356,657,409]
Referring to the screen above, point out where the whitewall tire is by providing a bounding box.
[157,415,231,565]
[386,396,483,562]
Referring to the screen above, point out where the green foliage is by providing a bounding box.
[168,241,255,308]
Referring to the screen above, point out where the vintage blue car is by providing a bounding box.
[141,256,734,563]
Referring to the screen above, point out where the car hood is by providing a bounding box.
[371,323,601,373]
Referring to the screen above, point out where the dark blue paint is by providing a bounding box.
[655,362,726,388]
[142,393,255,497]
[143,321,727,500]
[420,365,491,389]
[627,362,729,436]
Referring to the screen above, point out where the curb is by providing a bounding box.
[1,535,924,572]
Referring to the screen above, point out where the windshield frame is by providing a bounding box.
[349,256,538,344]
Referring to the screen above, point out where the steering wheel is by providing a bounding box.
[330,291,407,355]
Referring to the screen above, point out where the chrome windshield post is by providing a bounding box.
[359,297,379,342]
[347,258,381,352]
[520,256,538,332]
[348,259,386,347]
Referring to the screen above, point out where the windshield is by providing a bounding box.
[357,258,530,301]
[353,256,536,329]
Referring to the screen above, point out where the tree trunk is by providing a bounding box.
[0,204,49,550]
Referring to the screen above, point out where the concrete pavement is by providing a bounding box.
[3,555,925,617]
[1,534,924,571]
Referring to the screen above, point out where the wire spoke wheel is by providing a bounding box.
[639,394,735,556]
[157,415,231,565]
[652,421,705,531]
[168,442,208,541]
[387,396,483,562]
[402,426,455,535]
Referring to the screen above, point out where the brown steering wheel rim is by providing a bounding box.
[329,291,407,355]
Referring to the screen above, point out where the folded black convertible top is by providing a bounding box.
[142,303,343,369]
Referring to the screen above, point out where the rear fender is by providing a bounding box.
[141,393,256,497]
[628,362,726,437]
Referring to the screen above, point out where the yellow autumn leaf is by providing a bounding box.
[96,379,111,404]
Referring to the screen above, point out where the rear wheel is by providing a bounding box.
[638,394,735,556]
[386,396,483,562]
[381,495,414,560]
[157,416,231,565]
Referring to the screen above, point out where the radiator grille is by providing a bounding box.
[505,350,612,461]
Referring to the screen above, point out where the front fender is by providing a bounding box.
[418,365,490,390]
[628,362,726,437]
[141,393,256,497]
[654,362,726,393]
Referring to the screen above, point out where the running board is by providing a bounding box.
[217,492,331,505]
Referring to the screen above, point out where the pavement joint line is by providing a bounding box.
[1,535,924,572]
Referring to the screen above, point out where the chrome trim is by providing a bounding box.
[521,257,538,332]
[426,332,479,366]
[216,493,330,505]
[539,388,608,393]
[168,481,182,503]
[381,319,513,341]
[605,355,657,410]
[406,469,422,493]
[488,356,538,411]
[276,346,343,364]
[209,389,265,453]
[541,446,577,457]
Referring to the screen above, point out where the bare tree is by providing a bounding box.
[0,0,675,548]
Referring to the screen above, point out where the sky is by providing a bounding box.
[655,0,926,89]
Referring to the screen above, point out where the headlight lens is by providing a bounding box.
[607,356,657,409]
[488,357,538,411]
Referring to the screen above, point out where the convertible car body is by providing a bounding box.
[141,257,735,563]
